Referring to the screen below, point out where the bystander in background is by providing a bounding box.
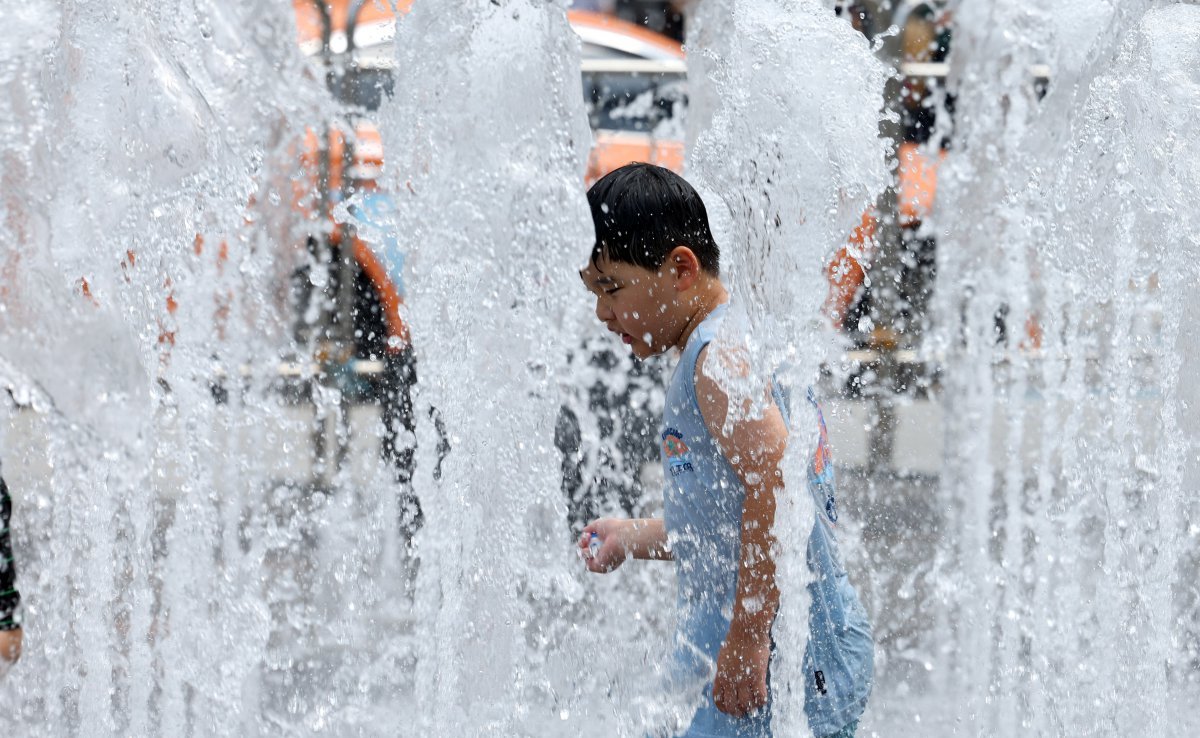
[0,473,22,670]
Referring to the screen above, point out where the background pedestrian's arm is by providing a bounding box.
[0,477,21,665]
[0,628,21,664]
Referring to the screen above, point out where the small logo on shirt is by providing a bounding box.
[661,427,695,476]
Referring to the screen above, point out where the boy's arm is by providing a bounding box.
[619,518,673,560]
[579,517,672,574]
[694,345,788,717]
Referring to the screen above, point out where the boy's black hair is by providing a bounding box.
[586,163,720,276]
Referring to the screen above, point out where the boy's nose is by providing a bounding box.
[594,299,614,323]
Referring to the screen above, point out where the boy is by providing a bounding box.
[578,163,872,737]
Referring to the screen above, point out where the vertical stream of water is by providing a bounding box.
[937,2,1200,733]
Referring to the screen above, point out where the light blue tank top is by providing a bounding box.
[660,304,873,738]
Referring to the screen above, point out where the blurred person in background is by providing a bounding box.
[899,3,950,142]
[0,474,22,669]
[834,2,875,37]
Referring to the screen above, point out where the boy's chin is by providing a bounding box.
[630,342,664,360]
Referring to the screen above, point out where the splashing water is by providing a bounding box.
[0,1,335,734]
[684,1,888,732]
[2,0,1199,735]
[378,0,594,733]
[933,2,1200,734]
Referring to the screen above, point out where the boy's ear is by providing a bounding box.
[667,245,701,291]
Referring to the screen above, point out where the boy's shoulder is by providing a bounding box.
[694,340,785,440]
[693,323,753,404]
[696,340,751,383]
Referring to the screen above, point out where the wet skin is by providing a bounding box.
[579,247,713,360]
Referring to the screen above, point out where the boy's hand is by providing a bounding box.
[578,518,629,573]
[713,625,770,717]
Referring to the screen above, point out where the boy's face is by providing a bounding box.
[580,255,687,360]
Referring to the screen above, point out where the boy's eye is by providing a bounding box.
[603,286,621,296]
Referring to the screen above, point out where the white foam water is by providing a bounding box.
[0,1,368,733]
[934,2,1200,733]
[1,1,1197,735]
[684,1,888,733]
[376,1,598,733]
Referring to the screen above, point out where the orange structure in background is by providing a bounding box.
[570,10,686,183]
